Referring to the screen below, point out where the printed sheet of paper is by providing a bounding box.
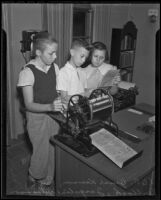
[90,128,138,168]
[99,69,120,87]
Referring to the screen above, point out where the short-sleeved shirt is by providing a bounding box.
[57,62,85,95]
[17,60,59,89]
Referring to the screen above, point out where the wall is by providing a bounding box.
[7,4,42,137]
[128,4,160,106]
[92,3,160,107]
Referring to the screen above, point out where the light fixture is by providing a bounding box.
[148,9,158,23]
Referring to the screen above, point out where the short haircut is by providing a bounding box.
[31,31,57,58]
[71,38,90,51]
[90,41,109,61]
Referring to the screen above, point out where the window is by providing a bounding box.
[73,6,93,44]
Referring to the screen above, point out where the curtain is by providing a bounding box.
[41,4,73,68]
[2,4,17,143]
[92,4,111,48]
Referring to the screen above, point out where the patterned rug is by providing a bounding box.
[6,135,55,196]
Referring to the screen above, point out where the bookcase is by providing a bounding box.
[110,21,137,82]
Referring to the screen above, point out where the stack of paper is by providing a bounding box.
[118,81,135,90]
[90,128,139,168]
[148,115,155,123]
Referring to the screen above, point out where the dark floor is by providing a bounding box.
[5,132,156,197]
[6,134,55,197]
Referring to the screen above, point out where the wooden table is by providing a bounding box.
[50,103,155,197]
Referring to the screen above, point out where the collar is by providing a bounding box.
[66,61,78,71]
[27,60,51,73]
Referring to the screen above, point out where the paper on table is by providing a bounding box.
[148,115,155,122]
[127,108,143,115]
[118,81,135,90]
[90,128,138,168]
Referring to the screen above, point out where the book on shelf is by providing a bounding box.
[120,51,134,68]
[127,35,133,49]
[124,35,128,50]
[90,128,142,168]
[121,38,125,50]
[121,35,134,50]
[121,36,127,50]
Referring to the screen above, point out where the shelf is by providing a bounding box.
[73,36,90,38]
[120,49,135,52]
[110,21,137,82]
[119,66,133,70]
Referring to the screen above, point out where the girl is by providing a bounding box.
[17,32,63,188]
[82,41,120,95]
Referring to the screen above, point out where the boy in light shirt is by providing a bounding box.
[57,39,90,103]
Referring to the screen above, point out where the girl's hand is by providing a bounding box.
[112,74,121,85]
[109,85,119,95]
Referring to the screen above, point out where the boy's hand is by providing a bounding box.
[50,97,63,112]
[83,89,93,97]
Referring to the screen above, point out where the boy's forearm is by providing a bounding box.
[25,102,52,113]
